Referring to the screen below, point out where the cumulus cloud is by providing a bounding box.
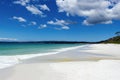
[13,0,30,6]
[13,0,50,17]
[38,24,47,29]
[38,4,50,11]
[47,19,70,30]
[56,0,120,25]
[13,16,26,22]
[26,5,43,16]
[29,21,37,26]
[61,26,69,30]
[0,38,17,41]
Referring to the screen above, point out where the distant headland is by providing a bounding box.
[0,31,120,44]
[0,36,120,44]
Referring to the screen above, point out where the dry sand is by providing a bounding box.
[1,44,120,80]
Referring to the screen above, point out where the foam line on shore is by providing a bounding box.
[0,45,86,69]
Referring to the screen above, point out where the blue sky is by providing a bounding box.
[0,0,120,41]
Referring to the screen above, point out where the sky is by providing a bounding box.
[0,0,120,41]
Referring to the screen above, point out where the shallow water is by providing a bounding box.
[0,43,84,69]
[0,43,83,55]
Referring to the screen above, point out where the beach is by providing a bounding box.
[0,44,120,80]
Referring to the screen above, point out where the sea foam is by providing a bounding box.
[0,45,84,69]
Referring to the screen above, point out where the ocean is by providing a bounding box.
[0,43,84,69]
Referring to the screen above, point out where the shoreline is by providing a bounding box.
[0,44,86,69]
[22,44,120,63]
[1,44,120,80]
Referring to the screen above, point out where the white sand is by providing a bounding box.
[81,44,120,57]
[1,44,120,80]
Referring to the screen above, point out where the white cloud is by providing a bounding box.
[61,26,69,30]
[38,4,50,11]
[47,19,70,30]
[47,19,69,26]
[54,26,69,30]
[26,5,43,16]
[38,24,47,29]
[13,0,30,6]
[13,16,26,22]
[13,1,49,17]
[56,0,120,25]
[0,38,17,41]
[29,21,37,25]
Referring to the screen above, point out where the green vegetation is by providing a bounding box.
[101,31,120,44]
[115,31,120,36]
[103,36,120,44]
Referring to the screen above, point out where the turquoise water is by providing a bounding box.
[0,43,85,69]
[0,43,82,55]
